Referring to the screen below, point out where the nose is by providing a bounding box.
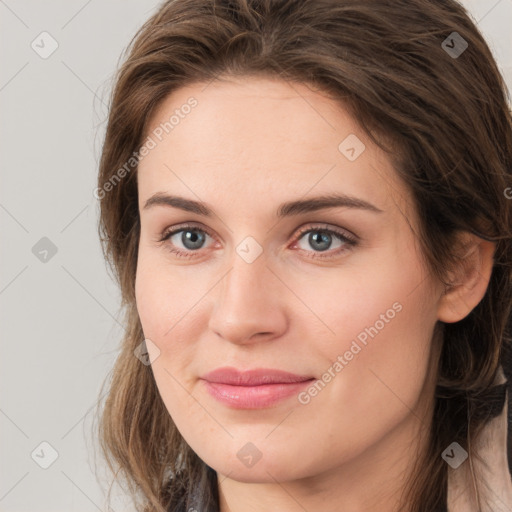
[208,250,288,346]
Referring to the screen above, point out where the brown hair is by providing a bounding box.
[95,0,512,510]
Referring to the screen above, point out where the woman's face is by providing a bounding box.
[135,76,444,485]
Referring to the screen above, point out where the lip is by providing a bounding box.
[200,367,315,409]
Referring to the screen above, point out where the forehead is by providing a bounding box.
[137,76,413,223]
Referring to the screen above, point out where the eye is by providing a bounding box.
[157,222,358,260]
[292,224,358,259]
[158,223,215,258]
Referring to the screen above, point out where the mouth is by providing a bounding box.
[200,367,316,409]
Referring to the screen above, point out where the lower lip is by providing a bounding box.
[201,379,315,409]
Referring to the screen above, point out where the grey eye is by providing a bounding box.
[171,229,209,251]
[297,230,344,252]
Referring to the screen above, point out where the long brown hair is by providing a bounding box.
[94,1,512,510]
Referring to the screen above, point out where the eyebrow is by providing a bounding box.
[143,192,384,217]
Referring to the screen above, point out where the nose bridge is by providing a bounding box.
[208,245,285,343]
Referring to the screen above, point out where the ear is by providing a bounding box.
[437,232,496,324]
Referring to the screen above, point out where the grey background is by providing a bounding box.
[1,1,511,511]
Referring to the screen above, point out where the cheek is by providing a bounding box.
[312,277,436,432]
[287,246,430,356]
[297,245,436,412]
[321,310,435,466]
[135,251,207,348]
[286,282,436,473]
[135,256,209,434]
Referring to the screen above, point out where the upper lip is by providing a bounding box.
[201,367,314,386]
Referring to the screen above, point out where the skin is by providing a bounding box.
[134,76,495,511]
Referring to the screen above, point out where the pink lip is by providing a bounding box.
[200,367,315,409]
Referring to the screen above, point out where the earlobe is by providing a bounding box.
[436,234,496,324]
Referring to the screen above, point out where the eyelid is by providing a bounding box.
[292,223,358,245]
[158,221,216,243]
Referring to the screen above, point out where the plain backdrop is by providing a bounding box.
[1,1,511,511]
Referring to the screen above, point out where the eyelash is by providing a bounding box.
[157,222,358,260]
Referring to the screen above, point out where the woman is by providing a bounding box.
[95,0,512,510]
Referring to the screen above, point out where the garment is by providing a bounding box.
[447,368,512,512]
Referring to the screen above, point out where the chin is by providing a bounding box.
[203,448,312,483]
